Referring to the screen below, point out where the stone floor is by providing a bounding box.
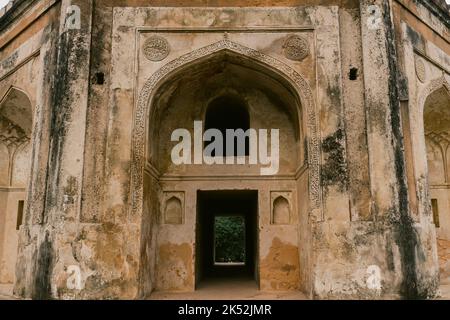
[150,277,450,300]
[149,277,308,300]
[1,280,450,300]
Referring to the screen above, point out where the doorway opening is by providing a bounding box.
[214,215,246,265]
[196,190,258,289]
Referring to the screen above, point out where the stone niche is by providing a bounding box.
[270,191,293,225]
[161,191,184,224]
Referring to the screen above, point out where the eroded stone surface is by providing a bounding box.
[0,0,449,300]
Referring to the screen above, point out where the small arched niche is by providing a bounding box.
[164,196,183,224]
[272,195,291,225]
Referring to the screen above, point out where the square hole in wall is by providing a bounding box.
[16,200,24,230]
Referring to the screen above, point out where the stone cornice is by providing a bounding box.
[0,0,41,32]
[417,0,450,28]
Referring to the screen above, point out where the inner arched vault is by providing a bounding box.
[424,86,450,281]
[147,51,305,172]
[151,52,303,175]
[0,87,32,285]
[139,48,310,294]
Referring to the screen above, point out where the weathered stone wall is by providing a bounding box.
[0,0,61,295]
[0,0,448,299]
[393,0,450,295]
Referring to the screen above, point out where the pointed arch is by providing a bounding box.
[164,196,183,224]
[0,85,32,105]
[272,196,291,225]
[420,75,450,282]
[421,76,450,182]
[0,85,33,284]
[130,40,321,219]
[0,86,33,137]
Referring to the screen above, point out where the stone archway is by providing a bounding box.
[422,78,450,283]
[133,40,321,296]
[131,39,321,219]
[0,86,33,285]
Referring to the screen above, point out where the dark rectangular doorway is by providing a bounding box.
[196,190,258,288]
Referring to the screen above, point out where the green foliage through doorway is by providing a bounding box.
[214,216,245,263]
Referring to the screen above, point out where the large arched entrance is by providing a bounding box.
[0,87,33,286]
[134,40,319,296]
[424,84,450,283]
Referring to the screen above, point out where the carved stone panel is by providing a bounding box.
[271,191,293,225]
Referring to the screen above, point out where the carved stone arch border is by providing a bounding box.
[130,39,322,219]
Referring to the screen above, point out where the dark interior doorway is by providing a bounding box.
[196,190,258,288]
[204,95,250,156]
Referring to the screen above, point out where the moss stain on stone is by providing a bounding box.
[321,128,348,192]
